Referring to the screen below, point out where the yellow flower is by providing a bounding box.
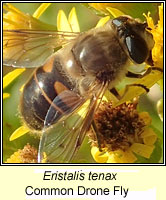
[144,4,163,122]
[5,143,48,163]
[144,4,163,69]
[89,101,157,163]
[57,7,80,32]
[5,144,38,163]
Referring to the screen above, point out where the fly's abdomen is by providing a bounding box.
[20,56,75,131]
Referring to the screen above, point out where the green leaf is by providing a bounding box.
[83,3,159,21]
[81,3,106,17]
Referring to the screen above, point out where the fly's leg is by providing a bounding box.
[110,67,163,100]
[126,67,163,78]
[91,120,102,151]
[109,87,121,100]
[121,83,149,100]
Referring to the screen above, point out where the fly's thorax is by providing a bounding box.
[56,24,131,94]
[68,27,129,83]
[57,42,86,79]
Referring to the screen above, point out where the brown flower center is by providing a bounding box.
[20,144,38,163]
[88,101,145,151]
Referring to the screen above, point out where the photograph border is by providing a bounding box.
[1,0,165,166]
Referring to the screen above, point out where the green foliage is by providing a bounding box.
[83,3,159,21]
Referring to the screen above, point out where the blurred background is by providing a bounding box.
[3,3,163,163]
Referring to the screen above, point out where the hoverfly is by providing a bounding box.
[3,8,155,163]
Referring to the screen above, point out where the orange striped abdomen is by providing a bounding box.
[20,57,76,131]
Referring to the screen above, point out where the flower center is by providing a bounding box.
[89,101,145,151]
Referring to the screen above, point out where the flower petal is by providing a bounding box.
[95,16,110,28]
[68,7,80,32]
[5,144,38,163]
[106,153,118,163]
[157,98,163,121]
[57,10,72,32]
[41,152,47,163]
[143,12,155,30]
[3,69,26,89]
[107,150,124,163]
[5,3,23,15]
[9,126,29,141]
[6,151,22,163]
[106,7,125,18]
[107,150,137,163]
[121,150,137,163]
[139,112,152,126]
[140,128,157,145]
[91,147,108,163]
[19,84,25,92]
[144,5,163,70]
[33,3,51,19]
[130,143,154,158]
[3,93,10,99]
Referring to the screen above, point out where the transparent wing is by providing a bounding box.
[38,82,108,163]
[3,29,79,68]
[44,90,85,127]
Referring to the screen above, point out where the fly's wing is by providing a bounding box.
[3,29,79,68]
[44,90,85,127]
[38,82,108,163]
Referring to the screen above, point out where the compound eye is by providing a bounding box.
[125,34,148,64]
[112,18,123,27]
[112,16,129,27]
